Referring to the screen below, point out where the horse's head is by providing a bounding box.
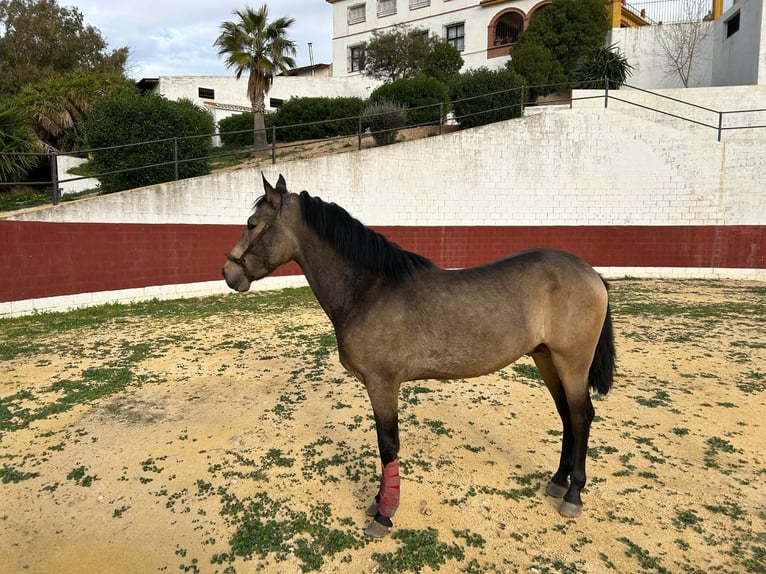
[222,173,299,292]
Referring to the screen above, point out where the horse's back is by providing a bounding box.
[339,248,607,382]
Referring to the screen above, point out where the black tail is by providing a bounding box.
[588,282,616,395]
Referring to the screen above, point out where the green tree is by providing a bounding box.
[508,0,608,91]
[214,5,297,151]
[0,99,39,183]
[0,0,128,96]
[16,70,136,151]
[363,25,463,82]
[85,92,214,193]
[421,41,464,85]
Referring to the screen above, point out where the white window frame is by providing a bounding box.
[348,3,366,25]
[410,0,430,8]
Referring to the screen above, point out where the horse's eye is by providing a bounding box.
[247,223,255,230]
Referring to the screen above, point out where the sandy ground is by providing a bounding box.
[0,279,764,573]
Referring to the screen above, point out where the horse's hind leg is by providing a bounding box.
[533,350,595,517]
[532,351,573,497]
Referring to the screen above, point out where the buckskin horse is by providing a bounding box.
[222,174,615,537]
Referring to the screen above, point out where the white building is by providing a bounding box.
[326,0,553,77]
[137,0,764,122]
[609,0,765,88]
[137,70,381,129]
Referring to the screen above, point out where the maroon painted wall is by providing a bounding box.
[1,220,764,303]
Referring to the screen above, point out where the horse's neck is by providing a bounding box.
[294,230,375,328]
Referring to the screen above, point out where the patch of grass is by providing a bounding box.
[452,529,486,548]
[66,465,98,487]
[672,509,703,532]
[214,490,366,571]
[423,419,453,437]
[372,527,465,573]
[0,464,40,483]
[617,536,671,573]
[512,363,541,381]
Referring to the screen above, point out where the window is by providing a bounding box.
[349,45,366,73]
[410,0,429,8]
[726,12,740,38]
[198,87,215,99]
[348,3,366,24]
[494,13,523,46]
[377,0,396,17]
[446,22,465,52]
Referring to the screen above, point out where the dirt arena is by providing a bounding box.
[1,278,764,573]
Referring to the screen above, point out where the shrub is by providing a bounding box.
[369,76,448,126]
[573,43,634,89]
[507,42,567,100]
[0,99,39,183]
[85,92,214,193]
[268,97,364,143]
[361,99,407,146]
[218,112,257,147]
[449,68,525,129]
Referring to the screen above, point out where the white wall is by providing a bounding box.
[609,23,714,89]
[154,74,380,112]
[5,84,766,316]
[712,0,765,86]
[9,86,765,229]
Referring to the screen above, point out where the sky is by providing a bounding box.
[63,1,334,80]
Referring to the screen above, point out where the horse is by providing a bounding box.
[222,174,616,538]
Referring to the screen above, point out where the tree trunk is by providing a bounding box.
[252,92,268,151]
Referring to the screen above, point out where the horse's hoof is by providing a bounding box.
[545,480,569,498]
[559,500,583,518]
[366,501,378,517]
[364,519,391,538]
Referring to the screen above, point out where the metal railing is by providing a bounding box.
[623,0,716,25]
[2,78,764,209]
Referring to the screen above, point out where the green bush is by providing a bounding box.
[218,112,258,147]
[573,43,634,89]
[361,99,407,146]
[369,77,448,126]
[85,92,214,192]
[507,41,567,100]
[0,99,39,183]
[268,97,364,143]
[449,68,525,129]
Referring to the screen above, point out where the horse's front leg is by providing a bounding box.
[363,379,400,537]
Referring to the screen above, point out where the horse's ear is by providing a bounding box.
[261,172,282,209]
[276,174,287,192]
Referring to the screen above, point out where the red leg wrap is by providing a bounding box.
[377,459,401,518]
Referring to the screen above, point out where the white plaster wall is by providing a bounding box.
[8,86,765,229]
[154,75,379,112]
[573,85,766,136]
[609,23,714,89]
[712,0,765,86]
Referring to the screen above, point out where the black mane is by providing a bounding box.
[299,191,434,281]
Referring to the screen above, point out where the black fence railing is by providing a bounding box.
[2,78,764,209]
[623,0,716,25]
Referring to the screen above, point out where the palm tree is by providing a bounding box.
[214,5,297,151]
[0,100,39,183]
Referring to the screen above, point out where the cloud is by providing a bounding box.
[65,1,333,78]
